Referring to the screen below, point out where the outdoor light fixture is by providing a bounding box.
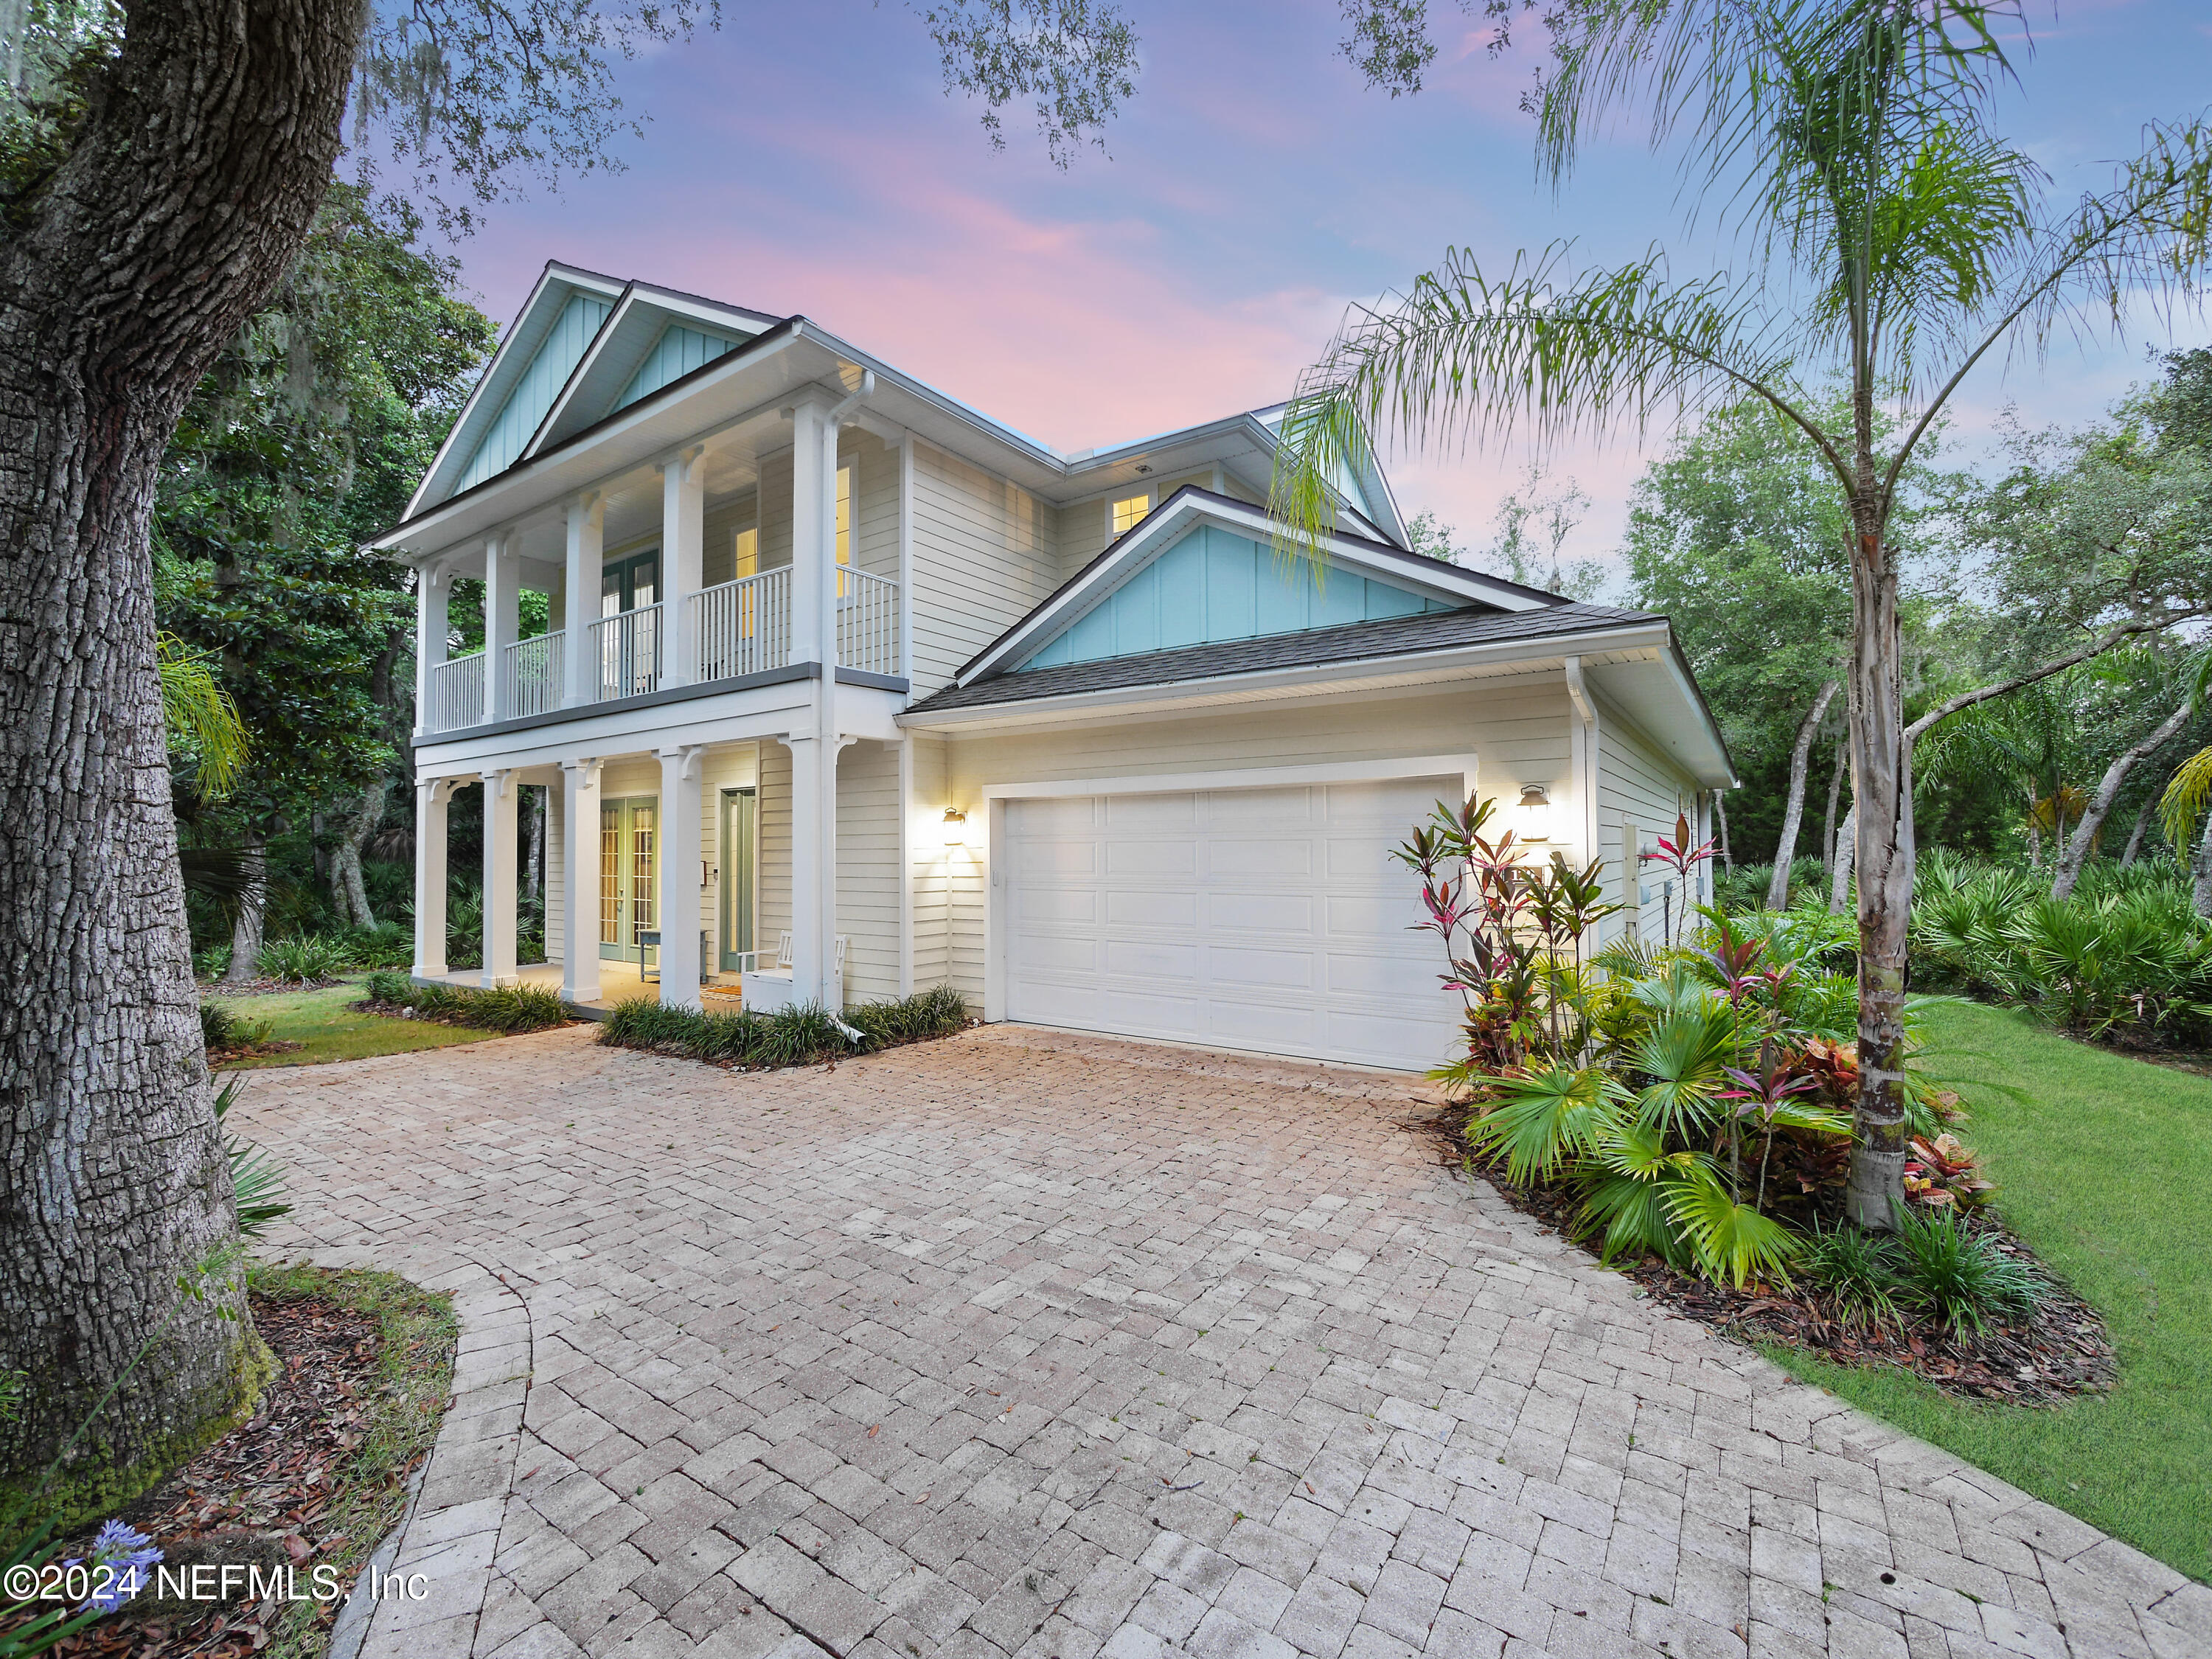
[1517,784,1553,842]
[942,807,967,847]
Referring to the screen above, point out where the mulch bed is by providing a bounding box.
[47,1292,406,1658]
[1417,1110,2117,1406]
[206,1039,305,1064]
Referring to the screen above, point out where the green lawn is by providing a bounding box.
[1761,999,2211,1582]
[205,977,504,1068]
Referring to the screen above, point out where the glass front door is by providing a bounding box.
[599,796,658,963]
[719,787,756,973]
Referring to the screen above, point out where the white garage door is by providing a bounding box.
[1001,775,1463,1070]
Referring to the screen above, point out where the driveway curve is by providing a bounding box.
[231,1023,2205,1659]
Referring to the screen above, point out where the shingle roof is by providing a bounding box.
[905,601,1665,714]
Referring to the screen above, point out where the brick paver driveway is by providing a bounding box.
[234,1023,2205,1659]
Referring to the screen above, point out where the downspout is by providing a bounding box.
[818,372,872,1028]
[1564,655,1604,929]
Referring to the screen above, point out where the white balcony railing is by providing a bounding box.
[591,602,661,701]
[504,630,564,720]
[838,568,900,677]
[691,567,791,683]
[428,650,484,733]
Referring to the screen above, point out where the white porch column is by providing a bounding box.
[411,778,455,978]
[661,447,705,688]
[561,758,603,1003]
[414,563,450,736]
[485,532,521,723]
[480,768,520,987]
[785,733,829,1007]
[657,745,705,1010]
[563,493,603,708]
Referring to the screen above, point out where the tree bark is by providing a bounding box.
[2194,810,2212,919]
[1820,735,1846,875]
[1829,804,1856,914]
[1766,680,1840,909]
[222,835,269,984]
[1713,790,1732,870]
[330,782,383,929]
[1843,456,1913,1231]
[0,0,363,1516]
[2051,703,2192,901]
[2121,797,2154,869]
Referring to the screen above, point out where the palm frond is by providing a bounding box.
[2159,744,2212,849]
[159,633,246,799]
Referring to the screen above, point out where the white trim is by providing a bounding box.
[980,752,1480,804]
[980,754,1478,1026]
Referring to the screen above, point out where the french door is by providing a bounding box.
[719,787,757,973]
[599,796,658,963]
[599,550,661,698]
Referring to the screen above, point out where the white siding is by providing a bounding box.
[1597,702,1701,945]
[836,740,902,1002]
[908,736,953,992]
[909,440,1061,698]
[758,740,792,958]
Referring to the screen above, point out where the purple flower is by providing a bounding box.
[65,1518,162,1614]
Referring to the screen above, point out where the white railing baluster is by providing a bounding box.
[501,631,564,720]
[588,602,662,701]
[428,650,485,733]
[687,568,793,683]
[835,568,901,677]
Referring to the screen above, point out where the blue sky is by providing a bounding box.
[449,0,2212,574]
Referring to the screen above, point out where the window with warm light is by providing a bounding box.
[836,464,853,597]
[1110,493,1150,536]
[733,527,759,639]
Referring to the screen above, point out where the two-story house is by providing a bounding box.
[375,264,1733,1071]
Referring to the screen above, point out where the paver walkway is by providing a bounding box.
[232,1023,2206,1659]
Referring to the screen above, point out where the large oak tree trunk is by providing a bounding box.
[1843,484,1912,1230]
[0,0,363,1517]
[1766,680,1839,909]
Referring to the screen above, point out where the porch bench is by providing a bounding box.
[742,932,845,1013]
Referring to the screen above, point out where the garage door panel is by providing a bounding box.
[1105,840,1197,877]
[1106,888,1199,928]
[1205,892,1315,933]
[1012,888,1101,926]
[1206,945,1315,990]
[1220,838,1314,878]
[1010,839,1097,877]
[1106,792,1194,830]
[1010,796,1097,835]
[1200,785,1315,830]
[1010,931,1099,973]
[1105,939,1200,979]
[1001,776,1461,1069]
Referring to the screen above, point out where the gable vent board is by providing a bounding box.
[457,292,612,490]
[616,324,742,411]
[1020,524,1459,671]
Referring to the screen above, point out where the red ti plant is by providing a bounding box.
[1718,1037,1829,1211]
[1397,794,1620,1080]
[1641,812,1717,948]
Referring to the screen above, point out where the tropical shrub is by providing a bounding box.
[258,931,352,985]
[212,1075,291,1241]
[198,1001,272,1054]
[1410,796,1972,1290]
[599,984,971,1069]
[359,971,572,1033]
[1795,1222,1907,1331]
[1889,1205,2048,1336]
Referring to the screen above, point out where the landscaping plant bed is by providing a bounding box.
[599,982,973,1071]
[1432,1120,2115,1406]
[37,1266,456,1659]
[357,971,574,1033]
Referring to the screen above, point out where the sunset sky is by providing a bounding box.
[447,0,2212,578]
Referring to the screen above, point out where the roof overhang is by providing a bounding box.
[951,487,1562,687]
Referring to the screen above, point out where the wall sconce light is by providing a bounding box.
[942,807,967,847]
[1517,784,1553,842]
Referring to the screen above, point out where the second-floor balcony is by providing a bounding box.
[422,566,898,735]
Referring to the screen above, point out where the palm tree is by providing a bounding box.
[1272,0,2212,1225]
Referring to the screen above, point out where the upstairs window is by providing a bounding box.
[836,464,853,596]
[1111,493,1150,537]
[734,526,759,580]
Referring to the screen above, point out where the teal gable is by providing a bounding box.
[616,324,742,411]
[1019,524,1462,671]
[457,292,611,490]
